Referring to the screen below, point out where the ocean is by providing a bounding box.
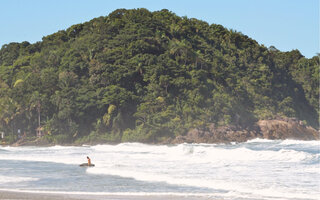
[0,139,319,200]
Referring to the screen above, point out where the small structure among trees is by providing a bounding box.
[36,127,44,137]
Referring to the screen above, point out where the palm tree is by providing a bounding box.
[169,39,190,65]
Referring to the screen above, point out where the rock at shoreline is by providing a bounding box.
[257,119,319,140]
[172,118,319,144]
[10,118,319,146]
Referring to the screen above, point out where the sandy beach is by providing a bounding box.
[0,190,213,200]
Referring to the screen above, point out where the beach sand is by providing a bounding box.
[0,191,214,200]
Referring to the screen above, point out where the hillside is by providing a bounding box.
[0,8,319,144]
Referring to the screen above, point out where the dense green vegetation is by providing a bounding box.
[0,9,318,144]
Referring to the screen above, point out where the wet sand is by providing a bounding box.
[0,191,214,200]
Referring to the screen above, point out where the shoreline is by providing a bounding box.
[2,136,320,147]
[5,117,319,147]
[0,190,213,200]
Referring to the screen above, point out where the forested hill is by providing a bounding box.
[0,8,319,144]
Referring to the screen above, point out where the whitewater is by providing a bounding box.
[0,139,319,200]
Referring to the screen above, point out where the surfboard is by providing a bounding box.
[79,163,95,167]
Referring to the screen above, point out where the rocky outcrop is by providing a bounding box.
[257,118,319,140]
[172,124,260,144]
[172,118,319,144]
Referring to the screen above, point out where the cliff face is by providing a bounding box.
[172,118,319,144]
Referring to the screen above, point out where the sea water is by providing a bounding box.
[0,139,319,200]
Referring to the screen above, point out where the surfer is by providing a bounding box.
[87,156,91,166]
[79,156,94,167]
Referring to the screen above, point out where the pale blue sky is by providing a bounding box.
[0,0,318,58]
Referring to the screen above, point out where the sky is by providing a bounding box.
[0,0,318,58]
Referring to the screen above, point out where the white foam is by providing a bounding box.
[86,167,320,200]
[1,142,319,200]
[0,175,38,184]
[0,145,91,165]
[0,188,216,197]
[280,139,320,146]
[246,138,276,143]
[86,142,320,200]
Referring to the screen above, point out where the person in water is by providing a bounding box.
[87,156,91,166]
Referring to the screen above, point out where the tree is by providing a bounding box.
[0,8,318,144]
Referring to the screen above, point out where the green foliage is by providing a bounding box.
[4,134,17,144]
[74,131,121,144]
[0,8,318,144]
[122,126,157,143]
[52,134,72,144]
